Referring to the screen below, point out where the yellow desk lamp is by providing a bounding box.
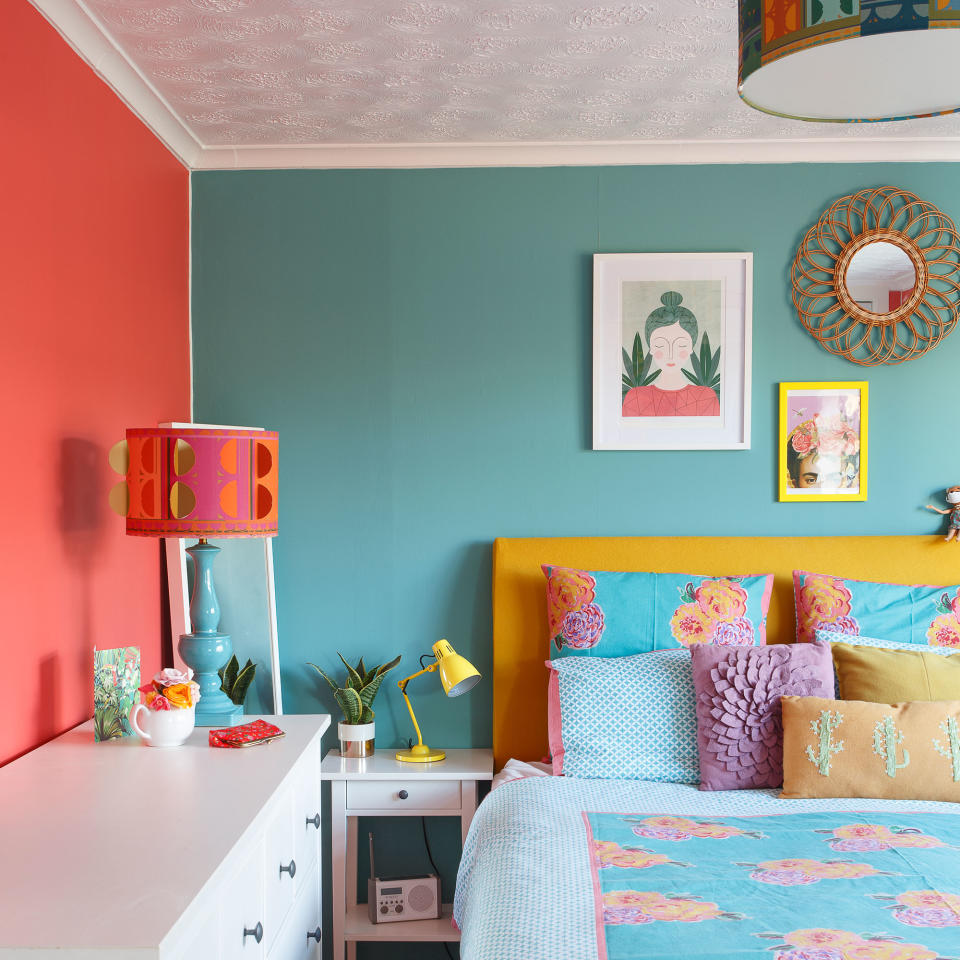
[396,639,481,763]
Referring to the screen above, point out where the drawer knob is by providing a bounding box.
[306,813,321,829]
[398,789,409,800]
[243,922,263,945]
[280,859,297,879]
[307,927,322,943]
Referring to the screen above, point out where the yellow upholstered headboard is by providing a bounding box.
[492,535,960,770]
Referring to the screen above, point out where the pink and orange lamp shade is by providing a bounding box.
[108,426,278,538]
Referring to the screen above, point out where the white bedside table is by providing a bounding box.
[321,748,493,960]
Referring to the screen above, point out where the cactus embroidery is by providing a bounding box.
[805,710,845,776]
[932,716,960,782]
[873,715,910,778]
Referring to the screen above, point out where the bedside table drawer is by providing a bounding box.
[346,779,460,811]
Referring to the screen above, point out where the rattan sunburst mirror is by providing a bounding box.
[791,186,960,365]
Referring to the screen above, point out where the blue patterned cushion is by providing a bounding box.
[544,565,773,658]
[547,649,697,781]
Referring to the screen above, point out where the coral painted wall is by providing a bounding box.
[0,1,190,766]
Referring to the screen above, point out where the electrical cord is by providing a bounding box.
[422,816,456,960]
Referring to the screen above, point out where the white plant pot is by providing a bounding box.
[339,721,375,758]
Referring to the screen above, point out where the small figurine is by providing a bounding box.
[925,486,960,543]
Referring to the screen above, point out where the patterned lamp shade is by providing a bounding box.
[739,1,960,122]
[109,426,278,538]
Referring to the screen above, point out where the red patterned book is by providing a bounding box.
[209,719,285,748]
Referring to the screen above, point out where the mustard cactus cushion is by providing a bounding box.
[831,642,960,702]
[781,695,960,802]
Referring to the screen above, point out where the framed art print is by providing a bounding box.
[779,381,868,502]
[593,253,752,450]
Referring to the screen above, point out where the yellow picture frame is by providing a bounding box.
[778,381,868,503]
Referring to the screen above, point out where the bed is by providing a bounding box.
[454,536,960,960]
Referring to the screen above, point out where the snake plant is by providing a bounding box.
[219,654,257,706]
[308,653,401,725]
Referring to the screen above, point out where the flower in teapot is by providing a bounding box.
[139,668,201,711]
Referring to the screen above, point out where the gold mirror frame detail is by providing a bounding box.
[791,187,960,366]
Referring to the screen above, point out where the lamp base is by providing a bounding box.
[179,630,242,728]
[395,744,446,763]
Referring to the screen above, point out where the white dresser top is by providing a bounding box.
[0,714,329,953]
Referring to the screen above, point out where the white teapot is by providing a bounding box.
[129,703,195,747]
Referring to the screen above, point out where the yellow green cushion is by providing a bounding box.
[831,642,960,701]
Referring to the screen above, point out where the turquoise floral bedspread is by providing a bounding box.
[453,778,960,960]
[587,810,960,960]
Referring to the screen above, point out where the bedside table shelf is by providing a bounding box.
[344,903,457,942]
[322,748,493,960]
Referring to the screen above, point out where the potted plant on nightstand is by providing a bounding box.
[308,653,401,757]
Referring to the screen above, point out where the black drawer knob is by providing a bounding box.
[280,859,296,879]
[243,922,263,944]
[306,813,321,829]
[307,927,322,943]
[398,789,409,800]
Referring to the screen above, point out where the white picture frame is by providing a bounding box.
[593,252,752,450]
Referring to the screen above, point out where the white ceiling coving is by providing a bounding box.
[31,0,960,169]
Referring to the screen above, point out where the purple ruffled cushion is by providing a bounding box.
[690,643,835,791]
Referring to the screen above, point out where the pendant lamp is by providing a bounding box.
[739,1,960,122]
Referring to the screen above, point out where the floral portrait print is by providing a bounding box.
[621,284,722,419]
[670,578,756,647]
[795,573,860,644]
[780,384,867,503]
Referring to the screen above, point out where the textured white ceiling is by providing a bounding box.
[76,0,960,148]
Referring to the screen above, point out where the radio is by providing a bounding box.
[366,833,441,924]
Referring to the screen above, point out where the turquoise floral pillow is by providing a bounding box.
[543,565,773,658]
[794,570,960,647]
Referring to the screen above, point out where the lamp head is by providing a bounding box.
[432,639,480,697]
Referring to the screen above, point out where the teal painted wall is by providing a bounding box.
[192,164,960,956]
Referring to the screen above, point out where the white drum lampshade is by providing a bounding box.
[739,1,960,123]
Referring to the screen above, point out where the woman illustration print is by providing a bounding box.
[787,421,822,489]
[622,291,720,417]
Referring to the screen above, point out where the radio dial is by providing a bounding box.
[380,905,388,914]
[395,905,403,913]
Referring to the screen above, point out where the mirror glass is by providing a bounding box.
[844,240,917,315]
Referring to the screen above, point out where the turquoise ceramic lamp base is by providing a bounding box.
[179,541,242,728]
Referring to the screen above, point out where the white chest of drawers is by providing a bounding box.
[0,714,330,959]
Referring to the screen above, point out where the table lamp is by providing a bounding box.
[110,425,278,727]
[396,639,480,763]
